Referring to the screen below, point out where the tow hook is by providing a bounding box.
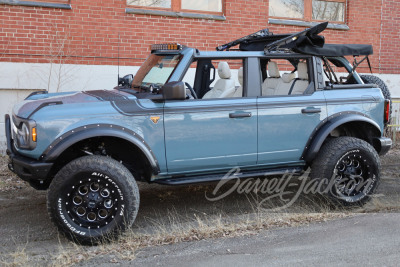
[8,162,14,172]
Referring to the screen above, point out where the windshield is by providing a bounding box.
[132,54,182,91]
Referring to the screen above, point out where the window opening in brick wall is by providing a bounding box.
[269,0,345,23]
[127,0,223,14]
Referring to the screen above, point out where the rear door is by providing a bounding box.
[257,57,328,165]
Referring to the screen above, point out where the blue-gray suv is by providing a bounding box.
[5,22,392,244]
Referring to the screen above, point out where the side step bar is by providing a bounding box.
[154,167,304,185]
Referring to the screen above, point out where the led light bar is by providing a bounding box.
[151,43,182,51]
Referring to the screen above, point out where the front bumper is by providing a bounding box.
[5,114,53,189]
[374,137,392,156]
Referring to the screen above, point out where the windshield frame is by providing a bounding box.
[132,53,182,91]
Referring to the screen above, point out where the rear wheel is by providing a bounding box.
[310,137,380,205]
[47,156,139,245]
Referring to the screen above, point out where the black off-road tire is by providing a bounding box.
[310,137,380,206]
[47,156,139,245]
[360,75,392,127]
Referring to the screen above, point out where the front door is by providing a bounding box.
[164,98,257,174]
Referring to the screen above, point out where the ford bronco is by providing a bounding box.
[5,22,392,244]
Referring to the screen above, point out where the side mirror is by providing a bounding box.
[118,74,133,87]
[162,81,186,100]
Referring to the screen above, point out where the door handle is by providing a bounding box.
[301,108,321,114]
[229,112,252,118]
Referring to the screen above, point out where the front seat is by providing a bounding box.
[232,67,243,97]
[202,62,236,99]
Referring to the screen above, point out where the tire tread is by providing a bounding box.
[310,137,380,205]
[47,155,139,244]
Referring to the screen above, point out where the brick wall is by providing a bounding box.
[380,0,400,74]
[0,0,398,74]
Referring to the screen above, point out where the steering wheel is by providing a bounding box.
[185,82,198,99]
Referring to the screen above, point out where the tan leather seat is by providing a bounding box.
[291,62,309,95]
[202,62,236,99]
[232,67,243,97]
[262,61,280,96]
[274,73,296,95]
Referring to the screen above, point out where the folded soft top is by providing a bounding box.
[293,43,373,57]
[219,22,373,57]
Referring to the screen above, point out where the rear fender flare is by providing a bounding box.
[302,112,382,163]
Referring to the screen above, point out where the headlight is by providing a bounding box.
[13,115,37,150]
[21,123,30,145]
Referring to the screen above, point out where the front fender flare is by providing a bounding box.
[41,124,160,174]
[302,113,382,163]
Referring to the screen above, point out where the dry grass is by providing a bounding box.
[44,213,349,266]
[119,211,348,252]
[37,198,351,266]
[46,173,400,266]
[0,193,395,267]
[1,145,399,266]
[386,129,400,143]
[50,244,94,267]
[359,195,400,213]
[0,246,29,267]
[0,156,27,192]
[0,195,349,267]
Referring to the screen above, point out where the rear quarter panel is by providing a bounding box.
[323,87,385,133]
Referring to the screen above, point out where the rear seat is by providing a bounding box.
[262,61,280,96]
[262,61,310,96]
[274,73,296,95]
[232,67,243,97]
[290,62,309,95]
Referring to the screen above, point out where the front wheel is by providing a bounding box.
[47,156,139,245]
[310,137,381,205]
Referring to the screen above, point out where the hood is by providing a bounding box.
[14,90,137,119]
